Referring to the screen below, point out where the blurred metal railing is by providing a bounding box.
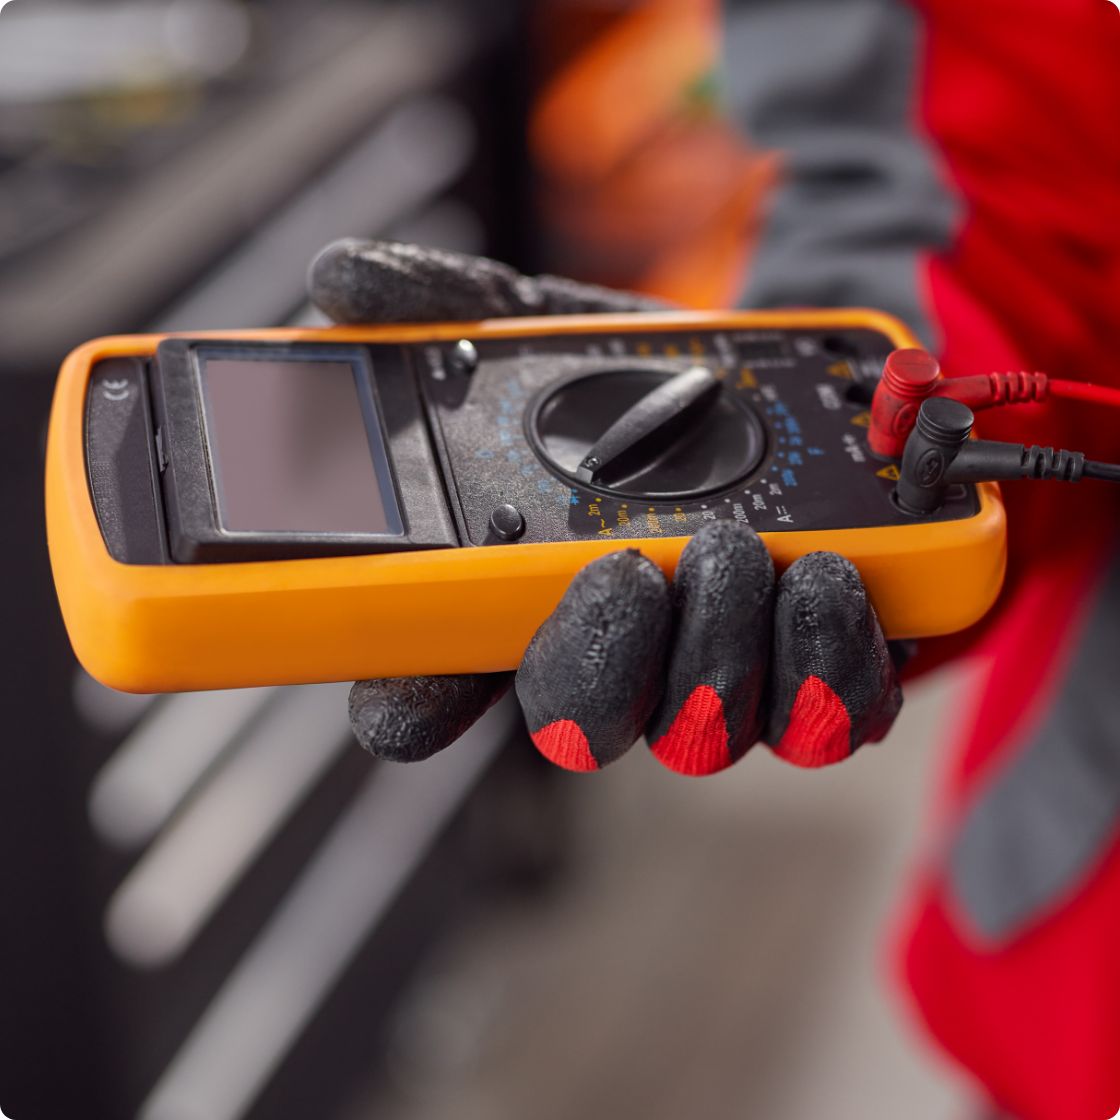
[1,2,530,1118]
[137,697,516,1120]
[0,1,476,370]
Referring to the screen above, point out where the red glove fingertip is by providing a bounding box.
[770,675,853,769]
[648,684,735,777]
[530,719,599,772]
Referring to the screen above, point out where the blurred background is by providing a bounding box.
[0,1,977,1117]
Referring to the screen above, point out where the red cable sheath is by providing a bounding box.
[930,374,1120,411]
[868,353,1120,458]
[1047,380,1120,408]
[930,372,1048,408]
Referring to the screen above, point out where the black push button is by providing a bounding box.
[449,339,479,376]
[489,503,525,541]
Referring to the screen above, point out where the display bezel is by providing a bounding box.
[151,339,456,562]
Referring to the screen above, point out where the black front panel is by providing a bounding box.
[85,326,980,566]
[419,327,978,547]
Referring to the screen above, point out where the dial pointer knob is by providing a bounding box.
[529,360,767,501]
[576,365,720,484]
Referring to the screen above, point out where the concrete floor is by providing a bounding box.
[352,667,984,1120]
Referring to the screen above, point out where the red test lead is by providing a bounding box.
[869,349,1120,458]
[869,349,943,458]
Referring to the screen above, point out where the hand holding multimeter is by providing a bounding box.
[308,241,904,774]
[48,241,1120,773]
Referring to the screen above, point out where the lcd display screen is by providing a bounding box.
[198,352,402,535]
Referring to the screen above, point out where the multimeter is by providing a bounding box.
[46,310,1006,693]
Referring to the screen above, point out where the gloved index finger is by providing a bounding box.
[647,520,775,776]
[308,238,669,325]
[516,548,672,772]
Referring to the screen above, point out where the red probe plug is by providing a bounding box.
[869,350,942,458]
[869,349,1052,458]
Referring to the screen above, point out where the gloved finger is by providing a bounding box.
[646,521,775,777]
[516,550,671,772]
[349,673,514,763]
[308,238,668,325]
[765,552,902,769]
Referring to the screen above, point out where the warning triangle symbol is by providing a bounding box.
[876,464,901,481]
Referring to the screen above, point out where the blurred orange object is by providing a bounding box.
[532,0,721,185]
[530,0,776,308]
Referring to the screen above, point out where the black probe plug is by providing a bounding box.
[894,397,1116,515]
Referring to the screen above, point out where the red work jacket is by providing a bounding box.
[725,0,1120,1114]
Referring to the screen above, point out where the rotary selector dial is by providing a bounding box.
[528,363,767,501]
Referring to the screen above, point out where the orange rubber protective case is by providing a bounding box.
[46,310,1007,693]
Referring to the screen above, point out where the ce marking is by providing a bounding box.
[101,378,131,402]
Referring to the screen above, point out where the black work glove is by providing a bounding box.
[310,240,903,775]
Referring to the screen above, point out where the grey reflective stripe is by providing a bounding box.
[949,551,1120,945]
[721,0,960,349]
